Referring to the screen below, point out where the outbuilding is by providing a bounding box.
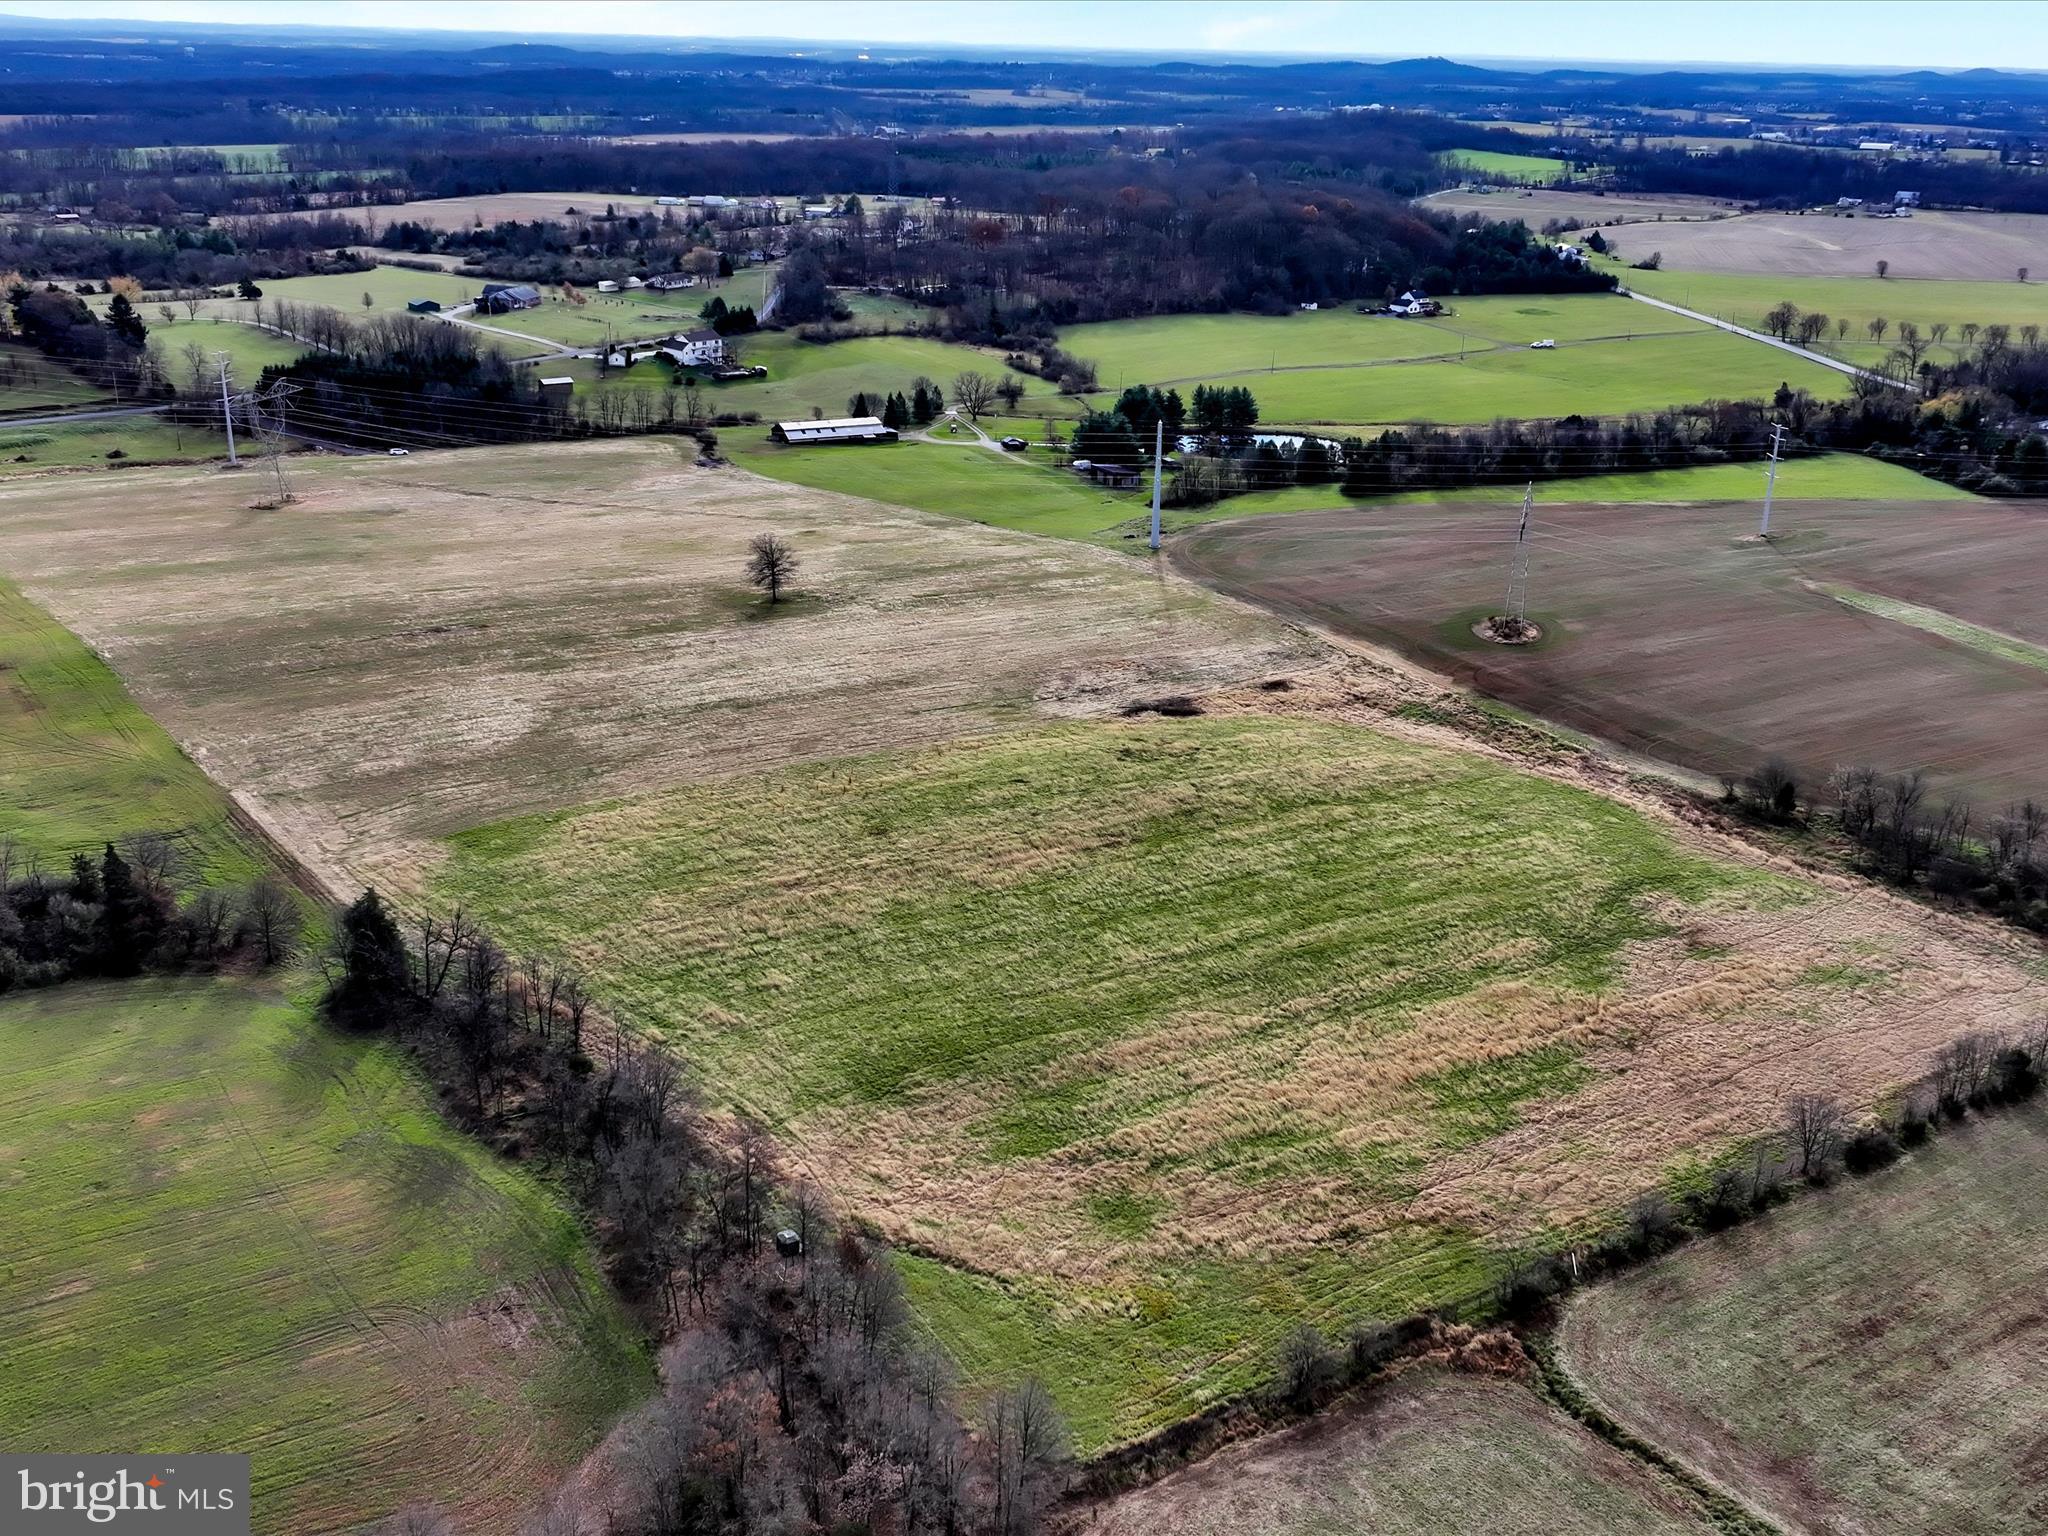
[476,283,541,314]
[539,376,574,405]
[406,298,442,313]
[771,416,898,445]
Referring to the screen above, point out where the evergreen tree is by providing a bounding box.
[329,888,410,1025]
[881,392,910,430]
[848,391,873,417]
[1295,436,1339,485]
[105,291,147,348]
[1161,388,1187,435]
[1070,411,1142,466]
[910,383,934,423]
[70,852,101,904]
[95,843,148,976]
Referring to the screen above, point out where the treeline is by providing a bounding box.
[1727,756,2048,933]
[1602,141,2048,215]
[0,220,369,292]
[0,834,298,993]
[328,892,1070,1536]
[4,279,164,399]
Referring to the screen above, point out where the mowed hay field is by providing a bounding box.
[1584,207,2048,281]
[1415,187,1734,227]
[1092,1367,1711,1536]
[1057,296,1853,427]
[0,979,647,1536]
[1559,1108,2048,1535]
[1174,491,2048,811]
[0,440,1309,890]
[431,704,2048,1448]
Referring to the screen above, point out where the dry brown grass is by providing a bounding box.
[0,440,1311,894]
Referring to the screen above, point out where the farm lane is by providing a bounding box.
[1619,288,1909,388]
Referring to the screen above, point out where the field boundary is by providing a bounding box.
[1618,287,1907,389]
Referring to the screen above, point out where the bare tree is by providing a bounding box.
[1875,259,1889,279]
[1785,1092,1845,1177]
[1929,321,1949,346]
[987,1378,1068,1536]
[373,1504,454,1536]
[1835,316,1851,340]
[179,288,206,321]
[950,369,998,422]
[745,534,798,605]
[1894,319,1927,372]
[1866,316,1888,343]
[239,876,298,966]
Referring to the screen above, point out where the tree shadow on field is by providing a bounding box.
[710,587,829,622]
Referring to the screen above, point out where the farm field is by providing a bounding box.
[1582,207,2048,281]
[241,190,690,230]
[1614,265,2048,368]
[0,416,232,476]
[0,977,648,1536]
[1560,1107,2048,1535]
[1441,148,1572,182]
[1183,327,1852,427]
[1091,1367,1711,1536]
[474,265,775,350]
[1414,186,1734,227]
[431,708,2047,1448]
[1060,294,1704,391]
[1172,492,2048,810]
[0,440,1306,891]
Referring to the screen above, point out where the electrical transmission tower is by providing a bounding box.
[1758,421,1786,537]
[245,382,300,505]
[1505,481,1534,624]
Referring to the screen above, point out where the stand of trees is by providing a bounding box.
[0,834,298,992]
[328,894,1070,1536]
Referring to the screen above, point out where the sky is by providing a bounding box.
[3,0,2045,71]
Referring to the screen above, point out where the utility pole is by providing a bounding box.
[1506,482,1533,624]
[1759,421,1785,538]
[1149,417,1164,552]
[218,355,239,466]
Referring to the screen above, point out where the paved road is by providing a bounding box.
[1618,287,1909,388]
[1,404,165,429]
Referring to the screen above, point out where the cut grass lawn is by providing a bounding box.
[430,710,2041,1449]
[0,977,649,1536]
[1091,1367,1711,1535]
[1559,1107,2048,1536]
[474,265,774,350]
[724,433,1144,540]
[0,577,267,882]
[148,319,311,391]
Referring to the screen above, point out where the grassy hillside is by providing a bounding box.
[427,712,1964,1449]
[0,578,267,881]
[0,978,648,1536]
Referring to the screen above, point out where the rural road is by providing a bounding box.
[1,404,165,428]
[1618,287,1910,388]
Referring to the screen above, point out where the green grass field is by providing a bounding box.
[1442,148,1572,183]
[1560,1107,2048,1535]
[1614,265,2048,368]
[0,977,648,1535]
[0,578,272,881]
[1058,295,1701,395]
[476,265,774,349]
[428,713,1872,1449]
[0,417,232,476]
[148,319,311,390]
[725,434,1140,539]
[0,342,105,412]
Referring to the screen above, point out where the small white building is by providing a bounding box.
[596,279,619,293]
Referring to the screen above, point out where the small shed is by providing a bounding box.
[773,1229,803,1258]
[406,298,442,313]
[539,376,574,405]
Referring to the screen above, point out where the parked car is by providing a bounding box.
[1000,436,1029,451]
[1529,339,1557,350]
[387,447,411,455]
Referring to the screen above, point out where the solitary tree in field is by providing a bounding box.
[362,291,374,309]
[1867,316,1888,343]
[745,534,798,605]
[1836,316,1851,340]
[1875,259,1889,279]
[951,369,998,422]
[2021,267,2031,284]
